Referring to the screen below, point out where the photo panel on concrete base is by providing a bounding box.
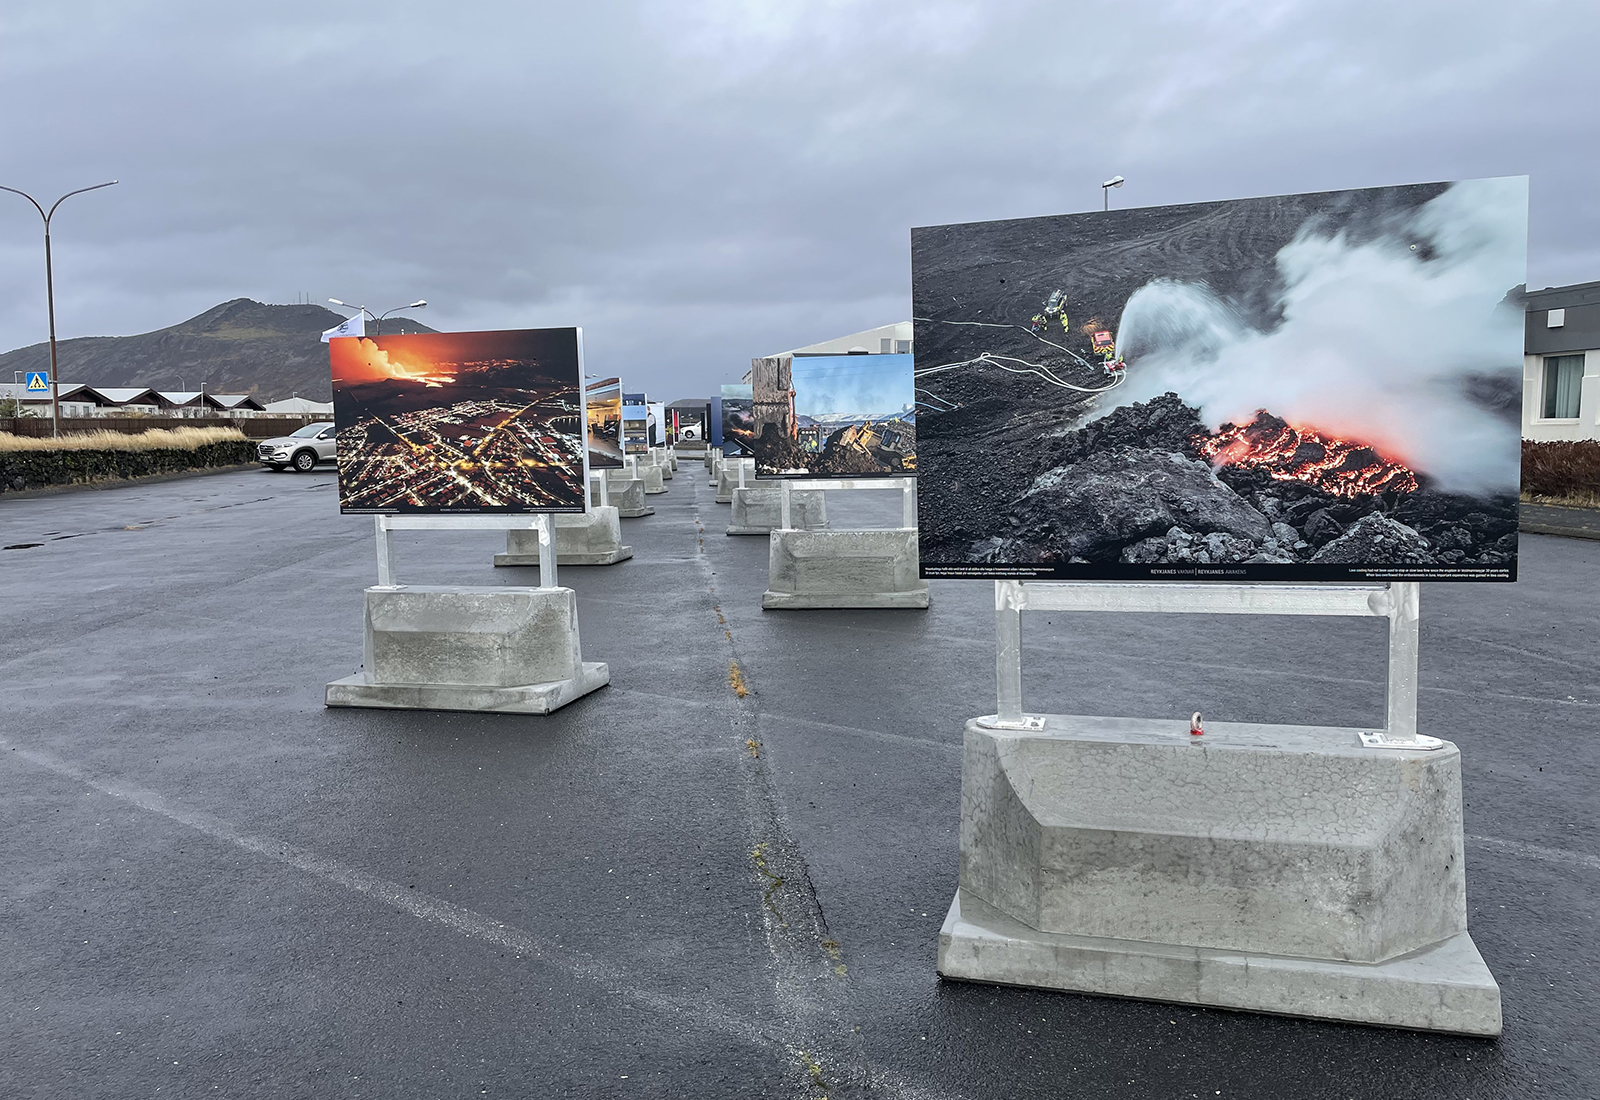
[912,177,1528,582]
[622,405,650,455]
[721,383,754,456]
[752,354,916,479]
[585,376,625,470]
[330,327,588,514]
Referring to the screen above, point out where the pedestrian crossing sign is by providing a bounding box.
[25,371,49,392]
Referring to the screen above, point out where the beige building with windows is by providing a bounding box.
[1524,280,1599,442]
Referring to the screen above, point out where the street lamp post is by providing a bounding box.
[328,298,428,336]
[0,181,119,437]
[1101,175,1124,212]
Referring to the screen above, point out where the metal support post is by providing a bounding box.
[993,581,1030,727]
[901,477,917,530]
[1385,581,1420,739]
[374,516,397,587]
[537,514,558,589]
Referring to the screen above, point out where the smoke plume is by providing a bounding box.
[1105,177,1527,494]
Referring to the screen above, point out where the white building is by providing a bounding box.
[742,322,913,382]
[1524,280,1599,442]
[262,397,333,418]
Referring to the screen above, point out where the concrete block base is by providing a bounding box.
[727,487,827,535]
[642,464,667,494]
[761,527,928,609]
[324,585,608,715]
[494,508,633,567]
[938,889,1501,1036]
[603,476,653,517]
[326,663,609,715]
[945,713,1499,1035]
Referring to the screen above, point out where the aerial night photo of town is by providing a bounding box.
[329,328,588,513]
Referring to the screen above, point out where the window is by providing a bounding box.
[880,338,892,353]
[1542,355,1584,419]
[895,339,911,354]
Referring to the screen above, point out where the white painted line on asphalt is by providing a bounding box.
[1,741,775,1046]
[2,736,960,1100]
[1466,834,1600,871]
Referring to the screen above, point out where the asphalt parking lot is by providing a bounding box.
[1,465,1595,1099]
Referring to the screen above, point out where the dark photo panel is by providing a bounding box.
[721,383,754,455]
[912,177,1528,582]
[330,327,588,514]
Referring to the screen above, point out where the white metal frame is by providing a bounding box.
[982,579,1438,749]
[374,514,560,589]
[778,476,917,531]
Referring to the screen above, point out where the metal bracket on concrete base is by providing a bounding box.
[374,513,562,589]
[973,714,1046,731]
[990,579,1424,740]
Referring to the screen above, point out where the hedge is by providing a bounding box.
[1522,440,1600,501]
[0,439,258,493]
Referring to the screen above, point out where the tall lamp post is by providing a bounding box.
[0,181,119,437]
[1101,175,1124,212]
[328,298,428,336]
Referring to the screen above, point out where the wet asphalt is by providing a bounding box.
[0,464,1594,1100]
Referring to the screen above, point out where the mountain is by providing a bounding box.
[0,298,435,402]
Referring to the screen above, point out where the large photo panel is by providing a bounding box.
[913,177,1528,581]
[586,377,625,469]
[721,383,754,455]
[330,327,588,514]
[752,354,916,479]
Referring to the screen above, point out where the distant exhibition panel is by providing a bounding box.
[912,177,1528,582]
[586,377,625,470]
[721,384,754,456]
[330,327,588,515]
[752,353,915,480]
[672,406,708,444]
[621,405,650,455]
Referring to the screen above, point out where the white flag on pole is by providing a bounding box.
[321,314,365,342]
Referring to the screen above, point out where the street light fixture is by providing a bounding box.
[0,180,119,437]
[329,297,428,336]
[1101,175,1124,212]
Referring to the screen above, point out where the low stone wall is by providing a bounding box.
[0,438,258,493]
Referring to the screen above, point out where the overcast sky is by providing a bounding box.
[1,0,1594,401]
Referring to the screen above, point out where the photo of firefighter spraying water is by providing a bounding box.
[912,177,1528,582]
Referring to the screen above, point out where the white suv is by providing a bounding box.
[258,423,337,472]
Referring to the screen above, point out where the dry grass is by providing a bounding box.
[0,426,247,452]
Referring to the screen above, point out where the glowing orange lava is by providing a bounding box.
[1195,413,1418,497]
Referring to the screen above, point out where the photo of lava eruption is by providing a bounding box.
[751,354,916,479]
[912,177,1528,581]
[330,328,588,514]
[586,377,625,469]
[721,384,755,455]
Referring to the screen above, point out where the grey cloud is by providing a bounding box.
[0,0,1594,400]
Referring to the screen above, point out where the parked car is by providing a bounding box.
[258,422,337,472]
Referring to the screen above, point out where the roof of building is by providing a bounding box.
[204,394,266,410]
[1525,280,1600,310]
[89,387,161,405]
[766,321,913,359]
[262,397,332,414]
